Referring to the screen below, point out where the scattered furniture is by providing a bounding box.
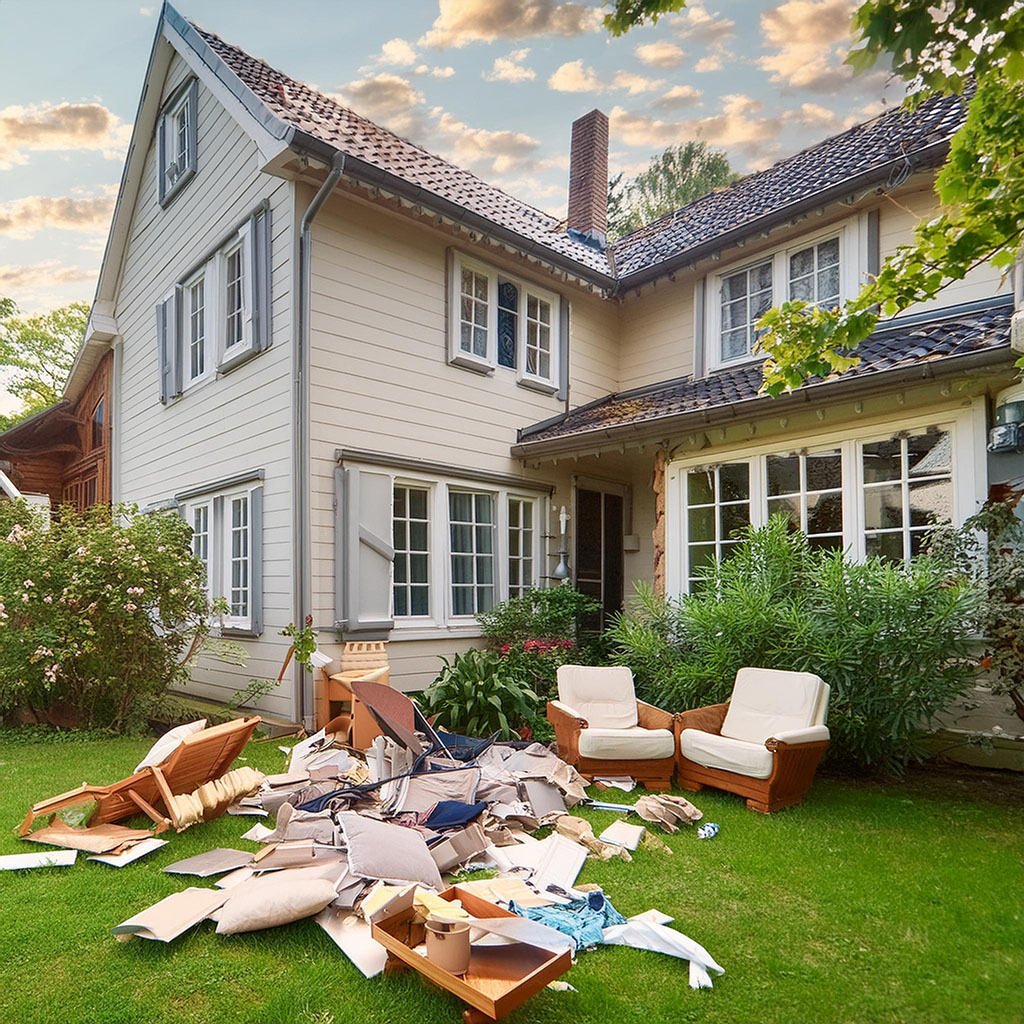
[18,717,261,835]
[319,641,390,747]
[546,665,675,791]
[675,667,830,813]
[371,885,572,1023]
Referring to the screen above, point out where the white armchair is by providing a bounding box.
[547,665,676,791]
[676,667,831,813]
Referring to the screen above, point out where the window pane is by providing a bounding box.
[818,237,840,265]
[866,531,904,563]
[766,494,801,530]
[497,307,516,368]
[908,479,953,527]
[474,272,487,301]
[864,484,903,530]
[754,263,773,291]
[411,588,429,616]
[451,523,472,552]
[721,328,748,361]
[689,543,716,574]
[722,299,748,331]
[767,454,800,496]
[723,271,747,301]
[817,265,840,304]
[719,463,749,502]
[908,430,951,477]
[808,535,843,553]
[863,439,902,483]
[452,554,473,584]
[688,505,715,542]
[409,488,427,519]
[720,502,750,540]
[790,276,814,302]
[394,485,430,618]
[807,492,843,535]
[806,451,842,491]
[790,247,814,279]
[410,521,428,551]
[450,492,472,522]
[687,470,714,505]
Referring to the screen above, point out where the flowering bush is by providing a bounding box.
[0,500,232,731]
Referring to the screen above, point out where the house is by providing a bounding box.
[43,4,1024,727]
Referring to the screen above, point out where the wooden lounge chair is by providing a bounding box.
[675,668,830,813]
[546,665,675,791]
[18,716,261,835]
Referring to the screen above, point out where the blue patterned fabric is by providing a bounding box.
[509,890,627,951]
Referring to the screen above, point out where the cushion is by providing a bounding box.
[337,812,443,890]
[720,668,826,745]
[134,719,207,773]
[214,877,336,934]
[679,728,774,779]
[578,727,675,761]
[392,767,481,813]
[556,665,638,730]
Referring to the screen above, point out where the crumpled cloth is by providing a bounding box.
[633,794,703,832]
[510,890,627,952]
[553,815,631,862]
[602,918,725,989]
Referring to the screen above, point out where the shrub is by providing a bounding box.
[607,516,981,774]
[0,500,237,731]
[420,648,540,739]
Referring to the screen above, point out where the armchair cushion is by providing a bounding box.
[556,665,638,730]
[679,729,773,779]
[720,668,828,745]
[578,726,675,761]
[769,725,830,746]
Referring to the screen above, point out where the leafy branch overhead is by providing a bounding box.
[602,0,687,36]
[757,1,1024,395]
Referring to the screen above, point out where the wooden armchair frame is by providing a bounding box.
[547,699,675,792]
[674,704,828,814]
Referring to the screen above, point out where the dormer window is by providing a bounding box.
[158,79,198,207]
[789,237,840,308]
[720,261,773,362]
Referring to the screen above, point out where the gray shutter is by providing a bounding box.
[250,485,264,635]
[557,299,570,402]
[173,283,185,398]
[187,79,198,175]
[212,495,225,606]
[335,466,395,636]
[156,296,173,404]
[867,209,880,279]
[693,277,707,379]
[249,206,272,352]
[157,112,167,205]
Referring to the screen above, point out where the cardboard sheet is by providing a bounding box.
[215,866,256,889]
[0,849,77,870]
[113,887,229,942]
[88,837,168,866]
[598,820,646,850]
[314,906,389,978]
[25,821,154,853]
[164,848,255,877]
[492,833,588,890]
[594,776,635,792]
[240,822,274,842]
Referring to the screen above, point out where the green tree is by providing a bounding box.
[602,0,686,36]
[0,300,88,427]
[608,141,738,238]
[756,1,1024,394]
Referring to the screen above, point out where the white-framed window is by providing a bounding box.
[448,251,561,391]
[449,490,496,617]
[219,224,252,362]
[707,219,865,371]
[226,491,250,623]
[665,404,985,595]
[191,501,211,594]
[158,79,197,206]
[184,267,208,387]
[393,484,431,618]
[507,496,535,598]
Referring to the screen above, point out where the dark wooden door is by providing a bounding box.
[575,488,624,627]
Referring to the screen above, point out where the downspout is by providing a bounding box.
[295,151,346,729]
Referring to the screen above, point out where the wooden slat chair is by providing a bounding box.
[675,668,830,813]
[319,641,390,749]
[18,716,261,835]
[546,665,676,791]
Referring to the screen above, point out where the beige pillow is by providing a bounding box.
[214,877,336,935]
[134,719,207,773]
[337,812,443,890]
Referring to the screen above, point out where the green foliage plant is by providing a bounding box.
[0,500,240,731]
[420,648,540,739]
[606,516,981,774]
[602,0,686,35]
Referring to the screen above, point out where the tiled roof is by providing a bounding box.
[190,23,614,278]
[518,298,1013,447]
[610,91,967,280]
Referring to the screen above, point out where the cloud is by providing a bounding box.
[333,73,429,137]
[611,71,666,95]
[420,0,600,47]
[635,41,686,69]
[377,37,418,67]
[483,48,535,83]
[0,260,95,291]
[548,59,603,93]
[0,102,131,170]
[139,6,154,14]
[433,112,543,177]
[694,53,724,72]
[757,0,863,92]
[671,2,735,45]
[0,195,115,238]
[415,64,457,77]
[651,84,704,110]
[782,98,885,132]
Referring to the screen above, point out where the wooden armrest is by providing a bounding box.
[636,700,674,731]
[674,702,729,735]
[546,700,586,765]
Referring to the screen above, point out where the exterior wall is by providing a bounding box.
[114,52,296,719]
[618,278,694,392]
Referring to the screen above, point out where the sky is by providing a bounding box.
[0,0,903,412]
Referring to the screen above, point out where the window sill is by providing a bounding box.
[517,374,558,395]
[708,351,765,374]
[218,343,259,376]
[389,622,484,642]
[220,625,262,639]
[449,351,494,375]
[159,165,196,209]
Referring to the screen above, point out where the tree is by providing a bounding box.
[0,300,88,428]
[602,0,686,36]
[756,1,1024,395]
[608,140,738,238]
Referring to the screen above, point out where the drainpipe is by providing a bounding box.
[295,152,346,730]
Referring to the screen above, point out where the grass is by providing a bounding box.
[0,731,1021,1024]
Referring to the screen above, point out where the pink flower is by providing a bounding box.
[124,602,137,612]
[23,579,33,587]
[75,546,88,557]
[43,595,53,604]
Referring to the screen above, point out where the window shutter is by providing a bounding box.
[186,79,198,174]
[249,206,272,352]
[867,209,880,279]
[212,495,225,606]
[172,283,185,398]
[557,299,570,402]
[249,485,264,635]
[693,277,707,379]
[157,113,167,204]
[335,466,395,636]
[156,296,174,404]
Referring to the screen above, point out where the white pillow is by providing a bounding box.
[337,812,443,890]
[134,719,207,773]
[215,877,336,935]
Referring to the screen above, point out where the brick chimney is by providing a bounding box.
[566,109,609,249]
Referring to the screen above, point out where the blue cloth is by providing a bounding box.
[509,891,627,952]
[422,800,488,831]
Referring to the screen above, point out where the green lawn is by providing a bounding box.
[1,731,1021,1024]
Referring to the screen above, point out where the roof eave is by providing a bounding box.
[511,345,1011,459]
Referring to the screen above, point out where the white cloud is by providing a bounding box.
[0,195,115,238]
[0,102,131,170]
[611,71,665,95]
[757,0,864,92]
[548,59,603,93]
[651,84,704,111]
[635,41,686,69]
[671,2,735,45]
[0,260,95,291]
[413,64,457,77]
[420,0,600,48]
[782,99,885,132]
[333,73,429,137]
[483,48,536,83]
[694,53,724,72]
[433,112,543,177]
[139,6,154,15]
[377,37,418,67]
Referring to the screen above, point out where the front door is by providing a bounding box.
[575,488,624,627]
